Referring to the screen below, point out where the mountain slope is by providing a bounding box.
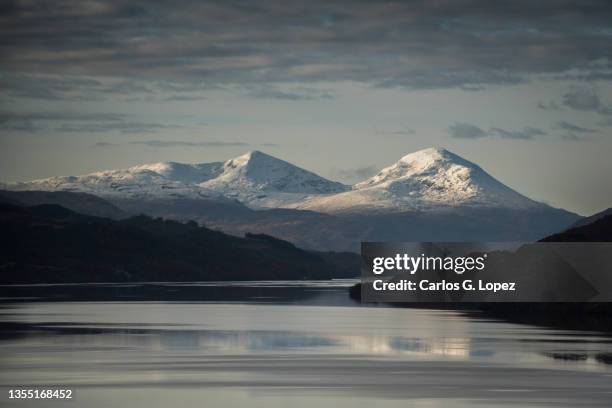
[570,208,612,229]
[199,206,579,252]
[4,163,227,202]
[0,203,359,283]
[4,151,346,209]
[0,190,126,219]
[1,147,581,251]
[200,150,348,208]
[293,147,545,214]
[541,214,612,242]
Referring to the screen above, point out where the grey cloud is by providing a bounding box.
[58,122,181,134]
[448,122,488,139]
[93,142,116,148]
[129,140,248,148]
[538,101,561,111]
[562,86,603,112]
[161,95,207,102]
[0,75,107,101]
[376,70,525,91]
[449,122,547,140]
[490,127,547,140]
[246,87,335,101]
[0,111,127,123]
[334,165,379,183]
[541,85,612,116]
[0,74,214,102]
[0,110,128,132]
[555,121,598,134]
[560,133,595,142]
[3,0,612,99]
[0,119,40,132]
[0,110,184,135]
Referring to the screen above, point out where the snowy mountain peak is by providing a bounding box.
[5,159,228,201]
[398,147,472,166]
[200,151,349,206]
[129,161,223,184]
[294,147,541,214]
[356,147,478,189]
[223,150,280,172]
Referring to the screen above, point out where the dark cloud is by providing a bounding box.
[560,133,595,142]
[449,122,547,140]
[0,74,213,102]
[448,122,488,139]
[0,110,128,132]
[334,165,379,183]
[0,110,185,135]
[555,121,598,134]
[129,140,248,148]
[562,86,603,112]
[489,127,546,140]
[0,75,106,101]
[0,110,127,123]
[2,0,612,99]
[246,87,335,101]
[58,122,182,134]
[161,95,207,102]
[542,85,612,116]
[375,71,525,90]
[92,141,115,148]
[0,119,40,132]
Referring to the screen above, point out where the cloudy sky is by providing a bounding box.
[1,0,612,215]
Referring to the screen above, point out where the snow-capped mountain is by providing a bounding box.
[3,147,581,251]
[292,147,543,214]
[5,162,227,201]
[199,150,348,207]
[5,147,553,212]
[4,150,347,208]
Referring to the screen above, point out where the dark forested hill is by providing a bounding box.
[541,214,612,242]
[0,203,358,284]
[569,208,612,229]
[0,190,126,219]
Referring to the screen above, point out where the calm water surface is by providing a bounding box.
[0,281,611,407]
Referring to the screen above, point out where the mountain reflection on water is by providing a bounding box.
[0,281,611,408]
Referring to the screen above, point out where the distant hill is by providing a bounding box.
[0,203,359,284]
[0,190,126,219]
[541,214,612,242]
[570,208,612,229]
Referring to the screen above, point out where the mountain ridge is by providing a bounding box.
[3,147,562,215]
[293,147,546,214]
[199,150,349,208]
[0,202,359,283]
[1,147,582,250]
[3,149,348,208]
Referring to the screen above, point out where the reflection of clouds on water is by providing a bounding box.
[136,330,472,357]
[324,335,472,358]
[1,300,612,408]
[181,331,339,352]
[2,301,612,372]
[389,337,471,358]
